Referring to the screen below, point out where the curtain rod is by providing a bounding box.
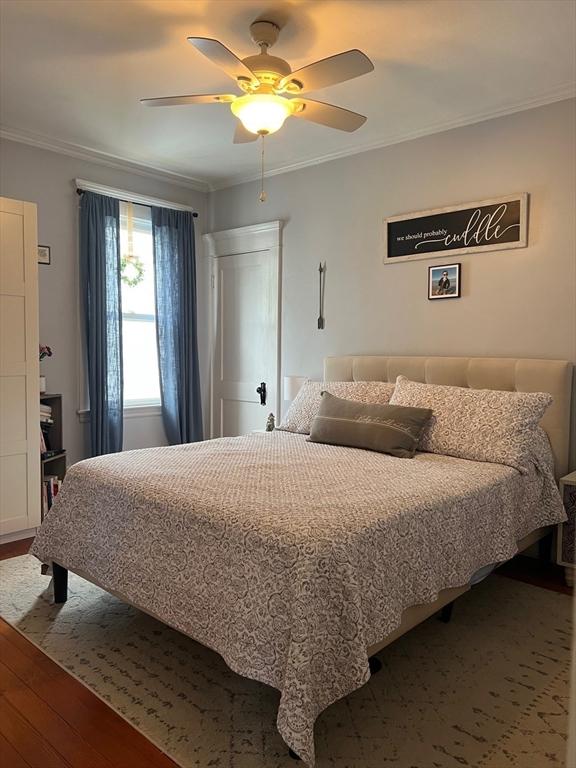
[75,179,199,217]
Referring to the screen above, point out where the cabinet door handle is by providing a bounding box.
[256,382,267,406]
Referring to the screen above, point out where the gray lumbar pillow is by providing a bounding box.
[309,391,432,458]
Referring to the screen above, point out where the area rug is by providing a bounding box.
[0,555,571,768]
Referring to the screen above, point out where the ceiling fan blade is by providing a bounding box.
[188,37,259,86]
[141,94,236,107]
[279,50,373,93]
[233,122,258,144]
[291,98,366,132]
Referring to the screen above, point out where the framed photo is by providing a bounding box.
[428,263,461,300]
[384,193,528,264]
[38,245,51,265]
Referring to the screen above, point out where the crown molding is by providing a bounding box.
[210,85,576,191]
[0,125,210,193]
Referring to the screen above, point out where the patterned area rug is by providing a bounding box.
[0,555,571,768]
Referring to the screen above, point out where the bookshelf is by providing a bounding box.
[40,393,66,520]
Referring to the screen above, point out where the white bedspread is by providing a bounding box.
[31,431,565,765]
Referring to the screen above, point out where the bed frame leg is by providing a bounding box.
[439,601,454,623]
[538,532,552,562]
[288,748,301,760]
[52,563,68,604]
[368,655,382,674]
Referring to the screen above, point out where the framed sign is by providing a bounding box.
[384,193,528,264]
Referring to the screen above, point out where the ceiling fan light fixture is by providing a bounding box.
[231,93,293,135]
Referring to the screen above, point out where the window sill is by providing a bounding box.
[77,404,162,423]
[124,404,162,419]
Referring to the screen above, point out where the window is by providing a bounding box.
[119,202,161,406]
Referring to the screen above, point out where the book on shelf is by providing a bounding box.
[42,474,62,516]
[40,403,52,415]
[42,482,48,517]
[41,425,51,451]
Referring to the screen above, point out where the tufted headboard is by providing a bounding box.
[324,356,573,478]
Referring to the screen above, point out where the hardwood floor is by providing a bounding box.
[496,554,573,595]
[0,537,34,561]
[0,618,179,767]
[0,536,570,767]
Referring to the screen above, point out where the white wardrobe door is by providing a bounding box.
[0,197,40,534]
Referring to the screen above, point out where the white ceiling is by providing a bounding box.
[1,0,575,190]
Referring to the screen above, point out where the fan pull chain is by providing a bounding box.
[259,133,267,203]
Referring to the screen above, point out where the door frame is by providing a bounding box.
[203,221,282,439]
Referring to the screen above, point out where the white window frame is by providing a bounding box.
[121,313,161,408]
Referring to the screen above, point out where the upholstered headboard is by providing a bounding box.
[324,356,573,478]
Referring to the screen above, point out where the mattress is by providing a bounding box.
[31,431,565,765]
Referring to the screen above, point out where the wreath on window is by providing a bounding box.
[121,253,145,287]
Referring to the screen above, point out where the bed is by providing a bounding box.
[31,355,572,766]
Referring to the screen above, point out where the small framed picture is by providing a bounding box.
[428,263,461,300]
[38,245,51,265]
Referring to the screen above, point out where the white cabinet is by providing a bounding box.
[0,197,40,536]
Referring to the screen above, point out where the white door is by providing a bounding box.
[0,197,40,535]
[205,222,281,438]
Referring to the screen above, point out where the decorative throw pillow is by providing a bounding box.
[309,392,432,458]
[389,376,552,472]
[277,380,396,434]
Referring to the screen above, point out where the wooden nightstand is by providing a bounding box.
[557,471,576,586]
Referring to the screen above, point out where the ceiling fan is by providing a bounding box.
[141,20,374,143]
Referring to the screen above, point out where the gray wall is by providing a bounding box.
[210,99,576,463]
[2,99,574,468]
[0,139,209,464]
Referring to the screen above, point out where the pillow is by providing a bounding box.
[309,392,432,458]
[277,380,396,434]
[389,376,552,472]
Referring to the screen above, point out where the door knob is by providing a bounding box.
[256,382,267,406]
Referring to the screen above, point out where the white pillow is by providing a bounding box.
[277,380,396,434]
[389,376,552,472]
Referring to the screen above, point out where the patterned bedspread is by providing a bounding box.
[31,431,565,765]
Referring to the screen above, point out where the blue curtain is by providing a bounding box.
[151,207,203,444]
[79,191,123,456]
